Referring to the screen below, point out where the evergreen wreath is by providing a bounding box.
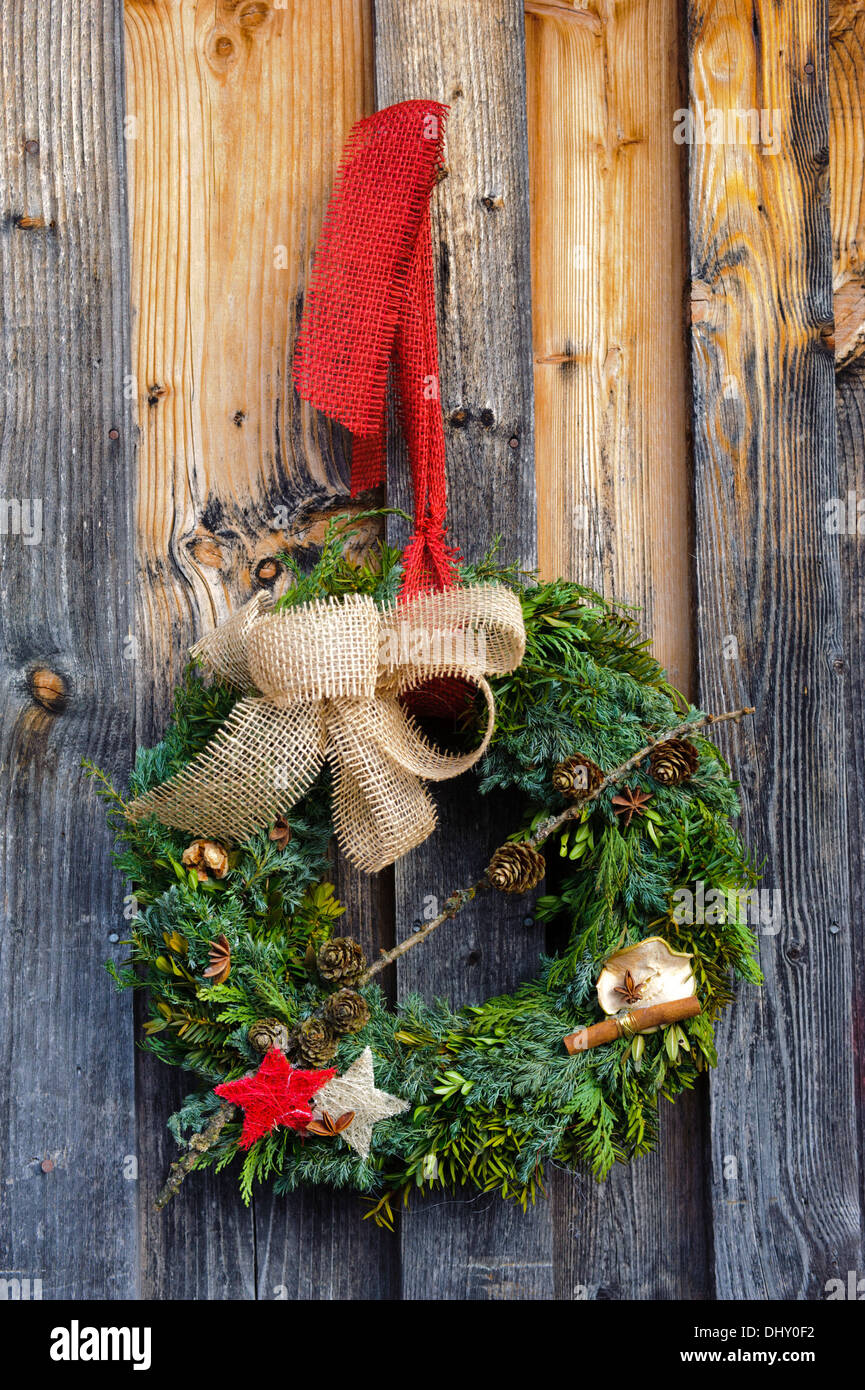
[88,519,760,1227]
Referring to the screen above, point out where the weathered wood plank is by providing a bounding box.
[686,0,862,1297]
[375,0,552,1299]
[829,0,865,1264]
[830,1,865,366]
[124,0,392,1297]
[0,0,138,1299]
[524,0,710,1299]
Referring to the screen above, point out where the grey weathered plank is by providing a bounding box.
[829,0,865,1266]
[552,1090,712,1301]
[0,0,138,1299]
[686,0,862,1297]
[375,0,552,1299]
[835,361,865,1262]
[252,858,399,1301]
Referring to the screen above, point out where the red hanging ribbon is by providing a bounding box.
[294,100,458,599]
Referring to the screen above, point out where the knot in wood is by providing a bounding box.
[29,668,68,713]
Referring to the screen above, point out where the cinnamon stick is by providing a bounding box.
[563,996,701,1054]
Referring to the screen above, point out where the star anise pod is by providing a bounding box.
[306,1110,355,1138]
[613,969,645,1005]
[269,816,291,850]
[611,785,653,828]
[203,933,231,984]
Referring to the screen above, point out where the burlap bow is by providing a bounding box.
[127,585,526,873]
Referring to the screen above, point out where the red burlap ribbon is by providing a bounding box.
[293,100,456,599]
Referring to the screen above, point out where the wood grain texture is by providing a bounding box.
[686,0,862,1298]
[834,361,865,1258]
[524,0,708,1299]
[0,1,138,1299]
[374,0,552,1299]
[830,1,865,366]
[124,0,390,1298]
[525,0,693,693]
[830,0,865,1265]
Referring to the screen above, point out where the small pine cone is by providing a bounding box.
[649,737,699,786]
[247,1017,290,1055]
[288,1016,338,1067]
[182,838,229,880]
[323,988,370,1036]
[552,753,604,798]
[316,937,367,986]
[486,842,546,894]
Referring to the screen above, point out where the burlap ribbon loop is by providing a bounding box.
[127,585,526,873]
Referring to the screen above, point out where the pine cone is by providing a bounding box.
[288,1016,338,1067]
[323,988,370,1036]
[182,838,229,880]
[247,1017,290,1055]
[552,753,604,798]
[316,937,367,986]
[486,842,546,894]
[649,737,699,786]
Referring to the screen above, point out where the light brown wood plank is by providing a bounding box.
[525,0,709,1299]
[526,0,693,692]
[830,2,865,365]
[124,0,389,1298]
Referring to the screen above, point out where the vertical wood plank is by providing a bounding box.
[829,0,865,1243]
[686,0,862,1297]
[525,0,710,1299]
[375,0,552,1300]
[830,1,865,365]
[525,0,693,690]
[0,0,138,1298]
[124,0,394,1298]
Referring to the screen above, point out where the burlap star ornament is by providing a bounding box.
[313,1047,409,1158]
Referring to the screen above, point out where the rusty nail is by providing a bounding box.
[24,139,39,155]
[41,1157,55,1174]
[108,428,119,440]
[508,435,519,449]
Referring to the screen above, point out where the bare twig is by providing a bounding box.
[153,1100,236,1211]
[360,705,754,982]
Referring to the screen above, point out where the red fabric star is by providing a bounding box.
[214,1049,336,1149]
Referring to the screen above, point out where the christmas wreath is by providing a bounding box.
[88,101,760,1224]
[88,520,759,1225]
